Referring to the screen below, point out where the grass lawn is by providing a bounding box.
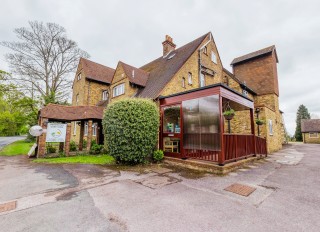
[0,140,34,156]
[33,154,115,165]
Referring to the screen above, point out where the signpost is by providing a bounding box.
[46,123,67,143]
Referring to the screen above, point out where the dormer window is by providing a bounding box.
[188,72,192,85]
[113,83,125,97]
[182,77,186,88]
[211,51,217,64]
[77,73,81,81]
[102,90,108,101]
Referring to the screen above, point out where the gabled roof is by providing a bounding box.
[231,45,278,65]
[81,58,115,84]
[301,119,320,133]
[40,104,104,121]
[119,61,149,87]
[136,32,210,99]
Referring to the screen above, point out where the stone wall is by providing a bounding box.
[303,133,320,144]
[257,105,283,153]
[224,110,252,134]
[109,64,139,102]
[160,34,223,96]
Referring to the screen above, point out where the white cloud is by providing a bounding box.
[1,0,319,135]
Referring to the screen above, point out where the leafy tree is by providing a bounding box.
[0,82,38,136]
[1,21,89,104]
[294,104,311,141]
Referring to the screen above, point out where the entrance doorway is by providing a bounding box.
[161,104,182,158]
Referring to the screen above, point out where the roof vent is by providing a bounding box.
[132,70,135,78]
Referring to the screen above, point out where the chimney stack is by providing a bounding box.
[162,35,176,56]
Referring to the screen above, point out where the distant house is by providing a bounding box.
[301,119,320,144]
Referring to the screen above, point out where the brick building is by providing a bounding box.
[71,32,285,155]
[301,119,320,144]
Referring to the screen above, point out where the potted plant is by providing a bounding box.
[223,109,235,120]
[255,118,265,126]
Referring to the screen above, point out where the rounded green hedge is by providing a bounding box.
[103,98,160,164]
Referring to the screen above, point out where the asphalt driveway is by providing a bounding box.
[0,143,319,232]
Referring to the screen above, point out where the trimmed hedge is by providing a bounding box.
[103,98,160,164]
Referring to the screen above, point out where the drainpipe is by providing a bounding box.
[198,33,212,87]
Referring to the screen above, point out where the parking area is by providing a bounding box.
[0,143,319,232]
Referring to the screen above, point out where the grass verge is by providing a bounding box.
[0,140,34,156]
[33,154,115,165]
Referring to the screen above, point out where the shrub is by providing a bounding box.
[153,150,164,162]
[47,145,56,153]
[90,144,103,155]
[103,98,160,164]
[70,140,77,151]
[91,140,97,147]
[83,139,87,148]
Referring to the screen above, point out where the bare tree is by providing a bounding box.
[1,21,89,103]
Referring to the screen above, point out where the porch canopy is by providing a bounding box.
[39,104,104,121]
[159,83,267,166]
[37,104,105,157]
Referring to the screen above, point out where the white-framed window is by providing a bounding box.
[309,132,319,138]
[182,77,186,88]
[268,119,273,135]
[84,122,88,136]
[73,121,77,135]
[76,94,79,106]
[211,51,217,64]
[93,123,97,136]
[188,72,192,85]
[102,90,108,101]
[203,46,207,55]
[200,73,205,87]
[77,73,81,81]
[113,83,125,97]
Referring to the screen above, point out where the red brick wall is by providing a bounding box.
[232,53,279,96]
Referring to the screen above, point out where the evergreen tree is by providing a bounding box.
[294,104,311,141]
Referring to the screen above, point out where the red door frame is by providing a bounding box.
[160,103,184,158]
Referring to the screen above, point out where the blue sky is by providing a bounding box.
[1,0,319,135]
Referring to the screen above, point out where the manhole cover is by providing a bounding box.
[0,201,17,213]
[224,183,256,197]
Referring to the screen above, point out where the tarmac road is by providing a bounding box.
[0,143,319,232]
[0,136,26,150]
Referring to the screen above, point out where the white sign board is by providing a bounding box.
[46,123,67,142]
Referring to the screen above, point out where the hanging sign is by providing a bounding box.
[46,123,67,142]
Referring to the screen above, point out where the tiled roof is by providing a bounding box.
[40,104,104,121]
[120,61,149,87]
[81,58,115,84]
[230,45,278,65]
[301,119,320,132]
[136,32,210,99]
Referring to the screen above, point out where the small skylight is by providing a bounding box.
[167,53,176,60]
